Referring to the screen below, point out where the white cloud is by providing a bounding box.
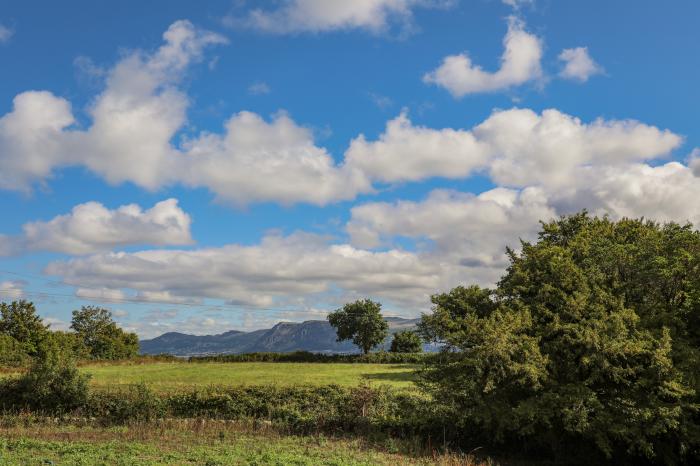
[345,110,489,183]
[551,162,700,227]
[423,17,543,96]
[45,231,445,311]
[0,24,13,43]
[348,186,553,253]
[344,108,681,187]
[474,108,682,188]
[228,0,450,35]
[558,47,604,82]
[0,281,24,300]
[0,20,373,207]
[181,111,370,206]
[0,199,192,256]
[75,287,127,301]
[248,81,271,95]
[686,148,700,177]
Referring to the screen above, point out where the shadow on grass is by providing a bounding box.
[361,371,418,383]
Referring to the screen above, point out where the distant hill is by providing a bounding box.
[139,317,422,356]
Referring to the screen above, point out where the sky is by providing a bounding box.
[0,0,699,337]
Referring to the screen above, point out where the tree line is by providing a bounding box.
[0,302,138,365]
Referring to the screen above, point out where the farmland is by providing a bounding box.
[81,361,419,392]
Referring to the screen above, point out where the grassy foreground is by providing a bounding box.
[0,419,490,465]
[80,362,419,392]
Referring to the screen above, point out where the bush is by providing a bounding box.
[390,331,423,353]
[0,338,91,414]
[419,213,700,464]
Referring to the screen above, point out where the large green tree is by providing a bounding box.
[71,306,139,360]
[419,213,699,464]
[328,299,388,354]
[0,300,48,356]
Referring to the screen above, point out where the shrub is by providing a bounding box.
[1,338,91,414]
[390,331,423,353]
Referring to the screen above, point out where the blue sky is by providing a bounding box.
[0,0,699,337]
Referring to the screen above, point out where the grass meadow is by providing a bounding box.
[80,361,419,392]
[0,418,491,466]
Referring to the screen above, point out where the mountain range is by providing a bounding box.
[139,317,422,356]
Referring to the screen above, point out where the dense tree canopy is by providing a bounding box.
[0,300,48,356]
[419,213,700,464]
[328,299,388,354]
[390,330,422,353]
[71,306,139,360]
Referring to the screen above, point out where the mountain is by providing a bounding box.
[139,317,421,356]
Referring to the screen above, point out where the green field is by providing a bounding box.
[0,419,481,465]
[80,362,419,392]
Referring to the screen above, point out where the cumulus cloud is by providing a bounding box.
[344,108,681,187]
[0,199,192,256]
[558,47,604,82]
[45,232,445,311]
[345,111,489,183]
[687,148,700,177]
[181,111,370,206]
[474,108,682,188]
[423,17,543,96]
[0,20,373,206]
[0,281,25,300]
[227,0,450,35]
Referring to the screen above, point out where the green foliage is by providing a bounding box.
[0,300,49,356]
[71,306,139,360]
[0,334,30,367]
[420,212,700,463]
[390,331,423,353]
[328,299,389,354]
[191,350,428,364]
[1,337,91,413]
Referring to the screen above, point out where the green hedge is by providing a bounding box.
[0,380,444,440]
[189,351,430,364]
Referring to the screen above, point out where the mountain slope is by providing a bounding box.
[139,318,421,356]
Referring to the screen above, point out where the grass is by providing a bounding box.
[0,418,492,465]
[79,361,419,392]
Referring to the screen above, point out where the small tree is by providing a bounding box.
[71,306,138,360]
[0,300,48,356]
[390,330,422,353]
[328,299,388,354]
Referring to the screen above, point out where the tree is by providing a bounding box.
[390,330,422,353]
[328,299,388,354]
[420,213,699,464]
[0,300,48,356]
[71,306,138,360]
